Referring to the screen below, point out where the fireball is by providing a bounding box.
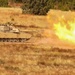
[47,10,75,43]
[54,20,75,43]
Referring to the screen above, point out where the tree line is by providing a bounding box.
[0,0,75,15]
[22,0,75,15]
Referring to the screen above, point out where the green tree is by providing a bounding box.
[22,0,50,15]
[22,0,75,15]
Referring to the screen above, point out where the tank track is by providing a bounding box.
[0,38,30,42]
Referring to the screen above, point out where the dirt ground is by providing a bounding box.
[0,8,75,75]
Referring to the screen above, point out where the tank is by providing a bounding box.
[0,23,32,42]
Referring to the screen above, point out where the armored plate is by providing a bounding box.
[0,32,31,38]
[0,32,32,42]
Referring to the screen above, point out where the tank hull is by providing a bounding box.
[0,32,31,42]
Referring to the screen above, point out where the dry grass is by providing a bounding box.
[0,14,48,28]
[0,7,22,14]
[0,7,49,28]
[0,43,75,75]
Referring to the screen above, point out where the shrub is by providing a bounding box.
[15,0,22,3]
[22,0,51,15]
[21,0,75,15]
[0,0,8,7]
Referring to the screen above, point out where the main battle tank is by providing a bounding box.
[0,23,32,42]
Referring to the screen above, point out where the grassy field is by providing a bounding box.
[0,43,75,75]
[0,8,75,75]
